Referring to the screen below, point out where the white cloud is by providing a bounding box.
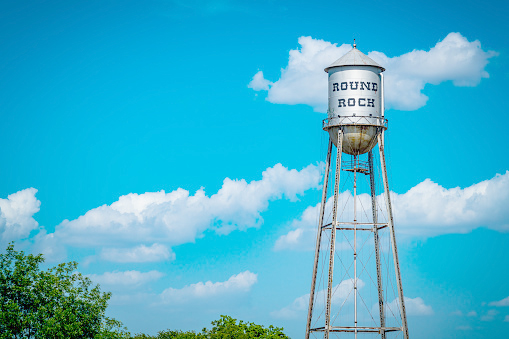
[451,310,463,316]
[109,292,156,306]
[391,171,509,236]
[252,36,349,113]
[248,71,272,91]
[467,310,478,317]
[45,163,320,249]
[456,325,472,330]
[100,243,175,263]
[274,228,307,251]
[160,270,257,304]
[271,278,364,319]
[480,309,499,321]
[31,229,67,262]
[489,296,509,307]
[274,195,332,251]
[250,33,496,112]
[0,188,40,245]
[88,270,164,286]
[504,315,509,322]
[270,293,308,319]
[369,32,497,110]
[369,296,433,319]
[386,297,434,316]
[275,171,509,249]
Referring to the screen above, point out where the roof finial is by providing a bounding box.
[353,39,356,49]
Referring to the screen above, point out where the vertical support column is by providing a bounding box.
[369,150,386,339]
[324,129,343,339]
[353,155,358,339]
[305,139,333,339]
[378,130,409,339]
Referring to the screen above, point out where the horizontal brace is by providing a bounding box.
[331,227,373,231]
[337,222,389,226]
[310,326,402,333]
[321,222,389,231]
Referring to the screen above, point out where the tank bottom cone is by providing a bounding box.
[328,125,380,155]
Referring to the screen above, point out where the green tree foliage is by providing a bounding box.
[132,330,206,339]
[0,243,129,339]
[132,315,289,339]
[0,244,288,339]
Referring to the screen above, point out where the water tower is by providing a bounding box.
[305,43,409,339]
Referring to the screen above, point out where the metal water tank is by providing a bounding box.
[324,44,386,155]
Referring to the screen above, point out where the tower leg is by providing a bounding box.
[353,155,358,339]
[324,129,343,339]
[305,139,333,339]
[378,130,409,339]
[369,150,386,339]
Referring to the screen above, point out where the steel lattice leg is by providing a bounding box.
[324,129,343,339]
[369,150,386,339]
[378,130,409,339]
[306,139,333,339]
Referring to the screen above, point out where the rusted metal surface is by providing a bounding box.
[323,116,387,155]
[327,125,380,155]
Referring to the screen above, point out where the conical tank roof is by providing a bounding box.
[324,45,385,72]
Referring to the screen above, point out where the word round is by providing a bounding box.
[332,81,378,92]
[332,81,378,108]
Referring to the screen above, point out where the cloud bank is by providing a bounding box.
[88,270,164,287]
[391,171,509,235]
[481,309,499,322]
[51,163,320,249]
[100,243,175,263]
[276,171,509,250]
[489,296,509,307]
[249,33,496,111]
[4,167,507,258]
[160,270,257,304]
[0,163,320,260]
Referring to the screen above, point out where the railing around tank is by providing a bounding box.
[322,115,388,130]
[342,158,370,173]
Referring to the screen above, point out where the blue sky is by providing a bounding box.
[1,0,508,338]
